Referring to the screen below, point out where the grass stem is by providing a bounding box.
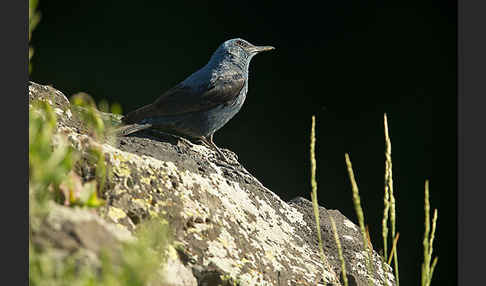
[345,153,374,286]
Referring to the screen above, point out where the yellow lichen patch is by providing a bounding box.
[107,206,127,223]
[112,161,132,178]
[132,198,151,210]
[154,200,170,208]
[140,175,153,186]
[105,149,133,178]
[148,209,159,219]
[184,210,195,218]
[145,193,153,202]
[109,152,125,164]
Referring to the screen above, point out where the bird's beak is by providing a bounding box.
[251,45,275,53]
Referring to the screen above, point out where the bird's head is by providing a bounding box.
[212,38,275,63]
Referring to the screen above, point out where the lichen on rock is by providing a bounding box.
[29,81,396,286]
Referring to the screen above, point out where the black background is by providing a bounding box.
[30,0,457,285]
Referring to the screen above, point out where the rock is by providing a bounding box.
[289,197,395,286]
[161,253,198,286]
[29,81,396,286]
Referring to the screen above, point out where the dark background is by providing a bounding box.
[30,0,456,285]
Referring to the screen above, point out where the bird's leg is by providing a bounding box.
[200,134,230,163]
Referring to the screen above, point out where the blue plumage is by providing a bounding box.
[122,38,274,161]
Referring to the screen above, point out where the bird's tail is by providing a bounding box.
[116,123,153,136]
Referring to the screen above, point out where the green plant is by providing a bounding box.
[421,180,438,286]
[309,116,337,284]
[382,114,399,284]
[29,218,171,286]
[71,93,107,140]
[29,99,106,209]
[329,216,348,286]
[29,100,76,211]
[310,113,439,286]
[71,93,122,146]
[29,94,171,286]
[29,0,41,74]
[344,153,375,286]
[69,93,125,202]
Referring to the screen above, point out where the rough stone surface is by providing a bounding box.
[29,81,396,286]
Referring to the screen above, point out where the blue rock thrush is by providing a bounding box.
[121,38,274,161]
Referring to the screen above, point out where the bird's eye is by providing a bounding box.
[235,40,250,48]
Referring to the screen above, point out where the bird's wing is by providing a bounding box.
[123,73,245,123]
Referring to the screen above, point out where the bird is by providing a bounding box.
[120,38,274,162]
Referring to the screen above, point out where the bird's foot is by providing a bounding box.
[198,137,239,166]
[209,144,232,164]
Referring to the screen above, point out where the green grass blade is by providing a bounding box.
[345,153,374,286]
